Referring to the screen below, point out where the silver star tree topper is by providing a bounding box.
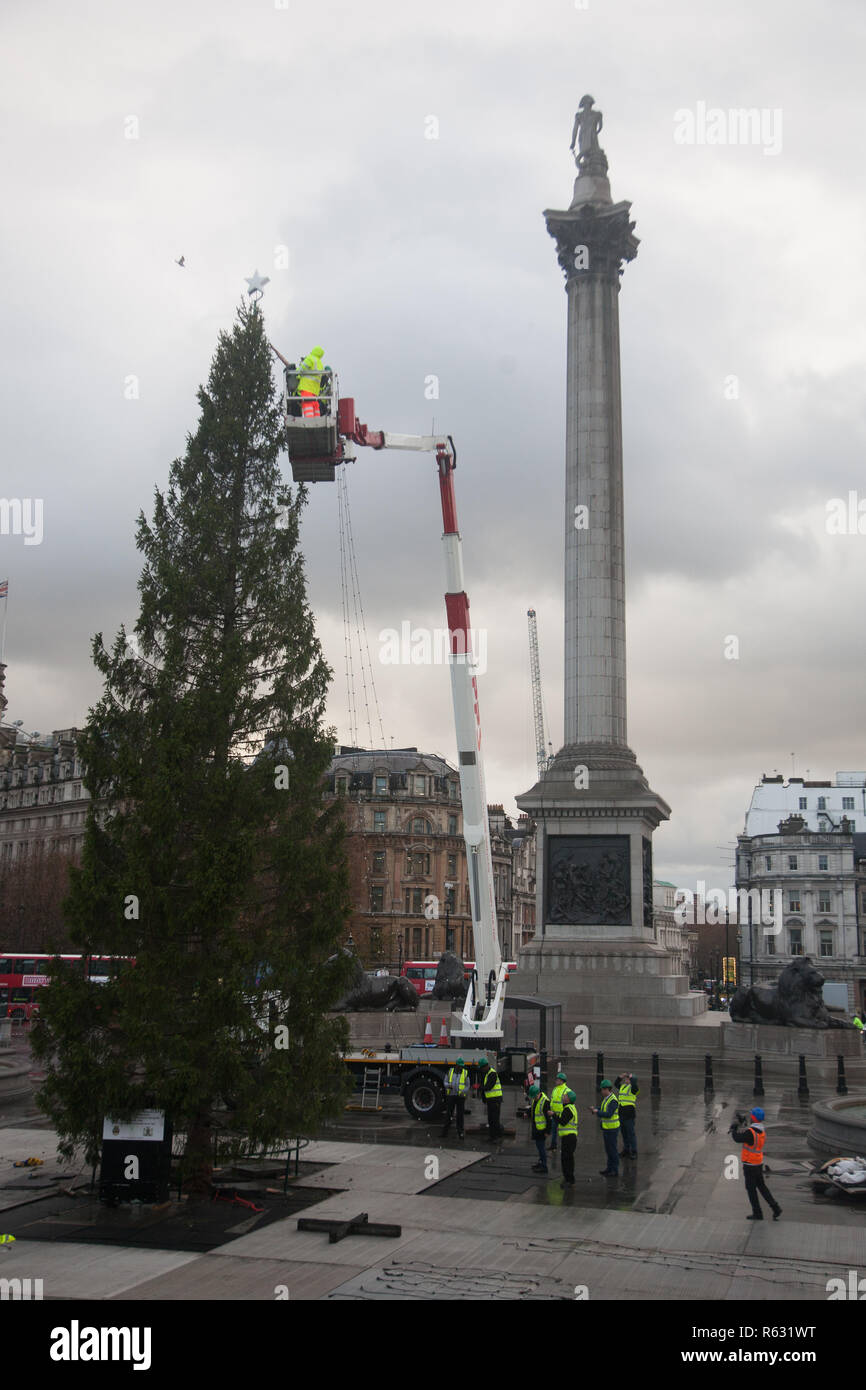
[245,269,270,301]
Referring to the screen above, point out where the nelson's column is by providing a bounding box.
[512,99,706,1027]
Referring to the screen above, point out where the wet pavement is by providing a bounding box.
[313,1056,866,1228]
[2,1045,865,1299]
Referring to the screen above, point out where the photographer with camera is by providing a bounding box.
[730,1107,782,1222]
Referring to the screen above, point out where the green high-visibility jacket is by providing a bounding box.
[558,1103,578,1138]
[551,1082,569,1115]
[446,1067,469,1096]
[483,1068,502,1099]
[600,1094,620,1130]
[618,1081,636,1108]
[532,1093,550,1133]
[298,349,324,396]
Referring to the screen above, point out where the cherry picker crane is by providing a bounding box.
[283,370,507,1046]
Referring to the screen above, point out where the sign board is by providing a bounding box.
[102,1110,165,1143]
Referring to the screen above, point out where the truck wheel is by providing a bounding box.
[402,1068,445,1121]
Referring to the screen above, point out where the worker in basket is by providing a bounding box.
[298,345,325,417]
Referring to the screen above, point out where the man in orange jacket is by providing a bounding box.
[730,1106,781,1221]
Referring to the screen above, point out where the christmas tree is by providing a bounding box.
[31,302,354,1193]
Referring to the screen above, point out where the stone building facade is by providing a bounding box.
[736,772,866,1014]
[324,748,537,969]
[0,724,91,865]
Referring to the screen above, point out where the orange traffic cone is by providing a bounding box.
[423,1015,433,1045]
[438,1018,449,1047]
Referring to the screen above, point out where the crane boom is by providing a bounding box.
[284,389,507,1040]
[335,399,506,1040]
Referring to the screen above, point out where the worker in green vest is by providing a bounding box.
[853,1011,864,1034]
[549,1070,569,1151]
[615,1071,639,1158]
[482,1061,504,1141]
[558,1090,579,1186]
[528,1083,551,1174]
[298,345,325,417]
[590,1080,619,1176]
[441,1057,470,1139]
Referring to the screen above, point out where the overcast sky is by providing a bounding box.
[1,0,864,894]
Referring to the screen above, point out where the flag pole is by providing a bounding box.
[0,582,7,665]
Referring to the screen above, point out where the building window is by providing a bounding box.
[412,818,430,835]
[336,777,348,796]
[445,885,456,911]
[765,856,772,871]
[819,929,833,957]
[818,892,832,913]
[448,815,458,836]
[799,797,807,810]
[415,775,426,796]
[370,926,383,957]
[817,797,826,810]
[788,894,800,912]
[447,853,457,877]
[788,856,798,871]
[406,851,430,876]
[375,775,388,795]
[372,851,385,874]
[404,888,424,915]
[843,797,855,810]
[765,934,775,955]
[373,811,386,832]
[789,927,803,956]
[412,927,422,955]
[370,886,384,912]
[818,854,828,871]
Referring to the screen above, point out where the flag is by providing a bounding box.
[0,580,7,599]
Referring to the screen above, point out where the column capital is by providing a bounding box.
[544,200,639,285]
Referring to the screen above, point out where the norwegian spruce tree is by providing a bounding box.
[32,303,354,1191]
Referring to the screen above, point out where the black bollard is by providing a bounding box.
[651,1053,661,1097]
[797,1054,809,1098]
[704,1054,714,1091]
[837,1055,848,1096]
[753,1054,765,1098]
[595,1052,604,1092]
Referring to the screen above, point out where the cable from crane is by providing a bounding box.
[339,467,387,752]
[337,471,360,748]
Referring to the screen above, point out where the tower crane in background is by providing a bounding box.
[527,609,554,779]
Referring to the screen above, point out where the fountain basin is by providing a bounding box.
[808,1095,866,1156]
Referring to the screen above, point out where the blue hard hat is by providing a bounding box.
[750,1107,765,1121]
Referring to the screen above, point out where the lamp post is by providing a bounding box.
[444,881,454,953]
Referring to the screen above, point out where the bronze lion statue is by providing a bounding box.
[729,956,856,1028]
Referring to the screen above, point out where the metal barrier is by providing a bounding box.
[170,1130,311,1198]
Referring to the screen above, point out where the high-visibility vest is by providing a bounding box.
[854,1017,864,1031]
[600,1093,620,1130]
[558,1103,578,1137]
[741,1125,765,1166]
[618,1081,636,1108]
[483,1068,502,1100]
[447,1067,469,1096]
[551,1082,569,1115]
[532,1093,550,1132]
[298,351,324,396]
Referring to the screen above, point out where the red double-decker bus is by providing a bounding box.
[401,959,518,998]
[0,953,124,1021]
